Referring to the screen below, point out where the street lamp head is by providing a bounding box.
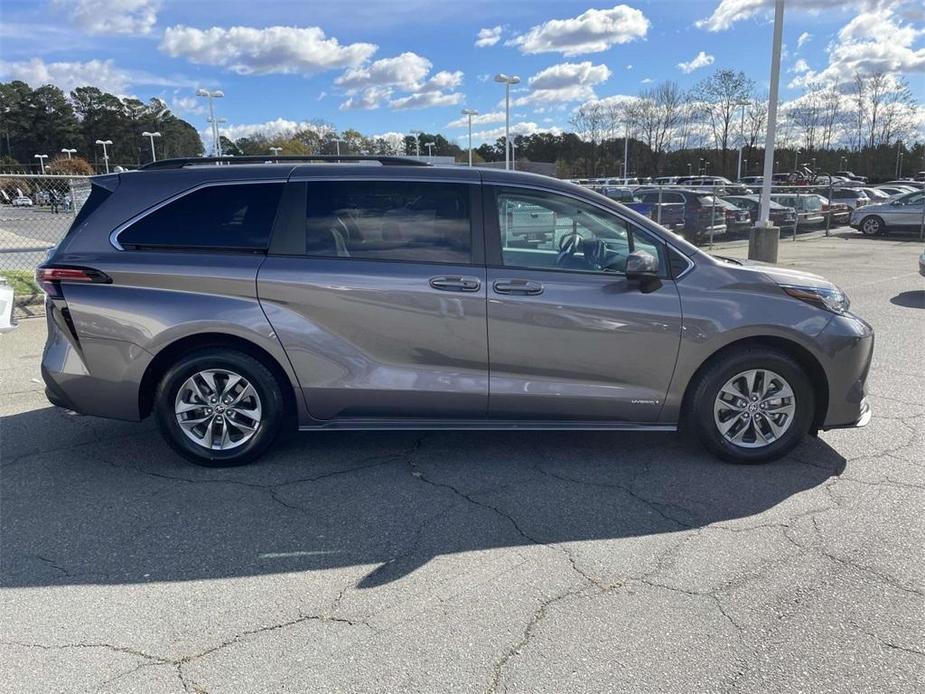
[61,148,76,153]
[461,108,479,116]
[142,131,162,138]
[196,88,209,97]
[494,74,520,85]
[34,154,48,159]
[95,139,112,145]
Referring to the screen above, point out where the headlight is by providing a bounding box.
[780,284,850,314]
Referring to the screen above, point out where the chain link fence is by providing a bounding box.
[0,174,91,309]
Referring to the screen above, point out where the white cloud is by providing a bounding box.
[217,118,327,141]
[792,58,811,73]
[160,25,377,76]
[335,52,431,90]
[0,57,183,95]
[641,77,653,84]
[696,0,866,32]
[508,4,650,56]
[798,31,812,48]
[339,86,392,111]
[424,70,464,90]
[389,90,463,110]
[446,110,506,128]
[52,0,158,36]
[511,61,612,106]
[465,121,563,143]
[475,26,502,47]
[788,6,925,87]
[171,95,206,115]
[677,51,715,74]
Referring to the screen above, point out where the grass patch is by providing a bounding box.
[0,269,40,300]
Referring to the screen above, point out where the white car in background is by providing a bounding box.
[0,278,15,333]
[12,195,33,207]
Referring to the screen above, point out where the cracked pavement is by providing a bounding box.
[1,234,923,693]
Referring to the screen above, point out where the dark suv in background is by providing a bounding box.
[39,156,873,466]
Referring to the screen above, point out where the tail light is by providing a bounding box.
[36,266,111,299]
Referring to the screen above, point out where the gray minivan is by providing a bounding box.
[38,156,873,466]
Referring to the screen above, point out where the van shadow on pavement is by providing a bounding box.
[1,406,845,590]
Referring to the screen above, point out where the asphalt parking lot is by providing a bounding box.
[1,232,923,693]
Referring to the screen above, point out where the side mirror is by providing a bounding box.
[625,249,659,278]
[625,250,662,293]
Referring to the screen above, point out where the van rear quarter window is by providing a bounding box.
[119,183,284,251]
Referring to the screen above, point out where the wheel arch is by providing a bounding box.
[138,332,298,425]
[679,335,829,432]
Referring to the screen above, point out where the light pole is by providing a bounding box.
[623,121,630,180]
[196,88,224,156]
[895,141,903,178]
[699,158,704,175]
[756,0,784,247]
[794,148,801,172]
[61,148,76,159]
[494,74,520,170]
[461,108,478,166]
[34,154,48,174]
[410,130,422,157]
[209,118,227,155]
[686,162,692,175]
[424,142,435,159]
[95,139,112,173]
[735,100,749,181]
[334,138,346,156]
[510,138,517,171]
[142,131,161,162]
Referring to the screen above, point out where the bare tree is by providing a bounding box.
[787,85,823,150]
[690,69,755,177]
[818,88,842,149]
[570,101,606,175]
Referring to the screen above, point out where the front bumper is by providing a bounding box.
[817,312,875,429]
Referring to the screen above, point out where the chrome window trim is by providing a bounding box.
[109,179,288,251]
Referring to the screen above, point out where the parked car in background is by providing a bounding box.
[819,196,852,225]
[919,248,925,276]
[882,180,924,189]
[740,176,764,186]
[770,193,825,227]
[860,187,891,203]
[0,277,15,333]
[914,171,925,182]
[654,176,680,185]
[722,195,798,231]
[835,170,867,182]
[850,190,925,236]
[36,155,874,466]
[875,184,916,197]
[818,187,870,210]
[680,176,753,196]
[712,198,753,232]
[637,189,727,242]
[12,195,33,207]
[600,186,686,228]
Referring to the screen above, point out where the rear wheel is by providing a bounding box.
[154,349,285,466]
[688,347,815,463]
[859,215,884,236]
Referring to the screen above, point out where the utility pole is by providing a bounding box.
[461,109,478,166]
[494,74,520,170]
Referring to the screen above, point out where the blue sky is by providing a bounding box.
[1,0,923,145]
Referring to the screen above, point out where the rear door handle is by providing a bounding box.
[429,275,481,292]
[493,279,544,295]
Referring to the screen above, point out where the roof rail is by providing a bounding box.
[140,155,430,170]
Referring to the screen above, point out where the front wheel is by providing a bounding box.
[688,348,815,463]
[154,349,286,467]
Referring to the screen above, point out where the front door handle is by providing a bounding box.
[493,279,544,295]
[429,275,481,292]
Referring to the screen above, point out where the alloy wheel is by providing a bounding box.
[174,369,262,450]
[713,368,796,449]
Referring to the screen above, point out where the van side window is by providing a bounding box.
[493,187,665,275]
[119,183,283,251]
[304,181,471,264]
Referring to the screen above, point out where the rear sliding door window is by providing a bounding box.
[304,180,471,264]
[119,183,284,251]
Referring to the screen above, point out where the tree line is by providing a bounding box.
[0,81,202,173]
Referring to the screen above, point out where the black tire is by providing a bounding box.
[858,215,884,236]
[154,348,286,467]
[687,347,815,464]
